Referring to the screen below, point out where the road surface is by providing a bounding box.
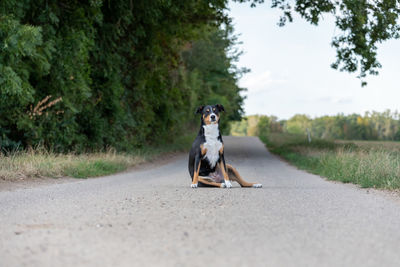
[1,136,400,267]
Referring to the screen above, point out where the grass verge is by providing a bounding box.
[263,133,400,190]
[0,133,195,181]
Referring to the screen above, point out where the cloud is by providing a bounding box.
[240,70,287,93]
[316,96,353,104]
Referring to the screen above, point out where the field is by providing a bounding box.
[335,140,400,151]
[263,133,400,189]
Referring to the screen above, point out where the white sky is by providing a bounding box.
[229,2,400,119]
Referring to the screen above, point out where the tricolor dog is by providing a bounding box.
[188,104,262,188]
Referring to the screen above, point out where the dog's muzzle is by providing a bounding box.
[210,114,217,122]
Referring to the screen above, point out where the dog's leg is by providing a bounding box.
[200,144,207,156]
[191,156,201,188]
[218,150,232,188]
[219,162,232,188]
[198,177,226,188]
[191,145,209,188]
[226,164,262,188]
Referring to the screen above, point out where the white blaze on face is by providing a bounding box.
[210,112,217,123]
[202,123,222,168]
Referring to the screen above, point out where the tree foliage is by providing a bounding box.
[234,110,400,141]
[286,110,400,140]
[0,0,245,151]
[181,24,248,133]
[231,115,270,136]
[236,0,400,85]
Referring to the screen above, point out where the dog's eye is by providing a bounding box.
[207,109,210,113]
[213,108,216,112]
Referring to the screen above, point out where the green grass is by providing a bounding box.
[263,133,400,190]
[64,159,128,178]
[0,133,195,181]
[336,139,400,151]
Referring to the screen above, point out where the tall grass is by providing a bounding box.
[0,150,143,180]
[0,133,195,181]
[264,133,400,190]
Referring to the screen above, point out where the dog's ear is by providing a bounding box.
[216,104,225,112]
[195,105,204,114]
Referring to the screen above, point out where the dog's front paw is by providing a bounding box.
[220,183,226,188]
[252,183,262,188]
[224,180,232,188]
[191,183,198,188]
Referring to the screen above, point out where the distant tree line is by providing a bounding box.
[0,1,246,151]
[231,110,400,141]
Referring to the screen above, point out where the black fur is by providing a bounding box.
[188,104,226,187]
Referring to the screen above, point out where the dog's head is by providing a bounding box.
[196,104,225,125]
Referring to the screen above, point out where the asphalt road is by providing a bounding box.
[1,136,400,267]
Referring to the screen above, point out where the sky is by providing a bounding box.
[228,2,400,119]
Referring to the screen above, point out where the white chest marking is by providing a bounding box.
[203,124,223,168]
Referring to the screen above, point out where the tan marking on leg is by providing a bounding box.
[198,177,224,187]
[219,144,224,154]
[192,161,201,186]
[200,144,207,156]
[219,162,230,181]
[226,163,258,187]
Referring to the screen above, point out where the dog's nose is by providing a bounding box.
[211,115,216,120]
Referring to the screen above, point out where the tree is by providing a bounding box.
[0,1,244,151]
[286,114,311,135]
[236,0,400,85]
[181,24,248,133]
[257,116,270,143]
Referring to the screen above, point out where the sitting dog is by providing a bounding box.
[188,104,262,188]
